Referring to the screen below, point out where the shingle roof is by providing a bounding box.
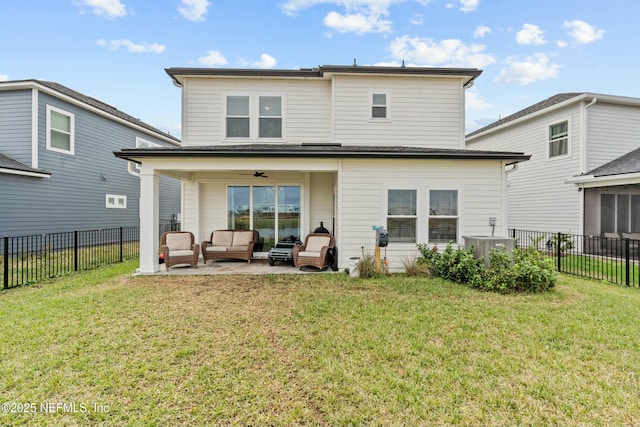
[586,147,640,177]
[466,93,584,138]
[0,152,50,176]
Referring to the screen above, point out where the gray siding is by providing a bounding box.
[0,90,180,237]
[0,89,32,165]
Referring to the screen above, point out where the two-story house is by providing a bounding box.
[466,92,640,238]
[115,65,529,273]
[0,79,182,238]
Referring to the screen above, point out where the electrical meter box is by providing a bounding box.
[376,228,389,247]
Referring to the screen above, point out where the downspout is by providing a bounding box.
[580,97,597,235]
[503,162,519,235]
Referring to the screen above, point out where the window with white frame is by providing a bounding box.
[46,105,74,155]
[259,96,282,138]
[106,194,127,209]
[387,189,417,243]
[428,190,458,243]
[548,120,569,158]
[372,93,387,119]
[128,137,160,176]
[226,95,283,140]
[226,96,250,138]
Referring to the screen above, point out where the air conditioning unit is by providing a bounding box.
[463,236,515,266]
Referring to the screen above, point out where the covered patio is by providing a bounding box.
[156,258,343,276]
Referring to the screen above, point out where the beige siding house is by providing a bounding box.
[466,93,640,237]
[116,65,528,273]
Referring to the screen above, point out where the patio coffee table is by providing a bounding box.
[268,242,297,266]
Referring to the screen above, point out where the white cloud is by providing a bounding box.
[465,89,491,110]
[410,13,424,25]
[494,53,560,85]
[516,23,546,45]
[563,20,604,44]
[97,39,165,53]
[388,35,496,68]
[77,0,127,18]
[324,10,392,33]
[280,0,404,34]
[179,0,210,22]
[447,0,479,11]
[252,53,277,69]
[473,25,491,38]
[0,73,8,82]
[197,50,227,66]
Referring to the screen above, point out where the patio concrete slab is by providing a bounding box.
[150,259,342,275]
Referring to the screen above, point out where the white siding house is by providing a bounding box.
[116,65,529,273]
[466,93,640,238]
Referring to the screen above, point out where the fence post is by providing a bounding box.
[119,227,123,262]
[74,230,79,272]
[556,232,562,272]
[625,238,630,287]
[3,236,8,289]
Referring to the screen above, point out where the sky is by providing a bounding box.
[1,0,639,138]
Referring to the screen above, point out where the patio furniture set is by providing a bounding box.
[160,229,338,272]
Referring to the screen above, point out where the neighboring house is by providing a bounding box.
[466,92,640,237]
[0,80,182,238]
[115,65,529,273]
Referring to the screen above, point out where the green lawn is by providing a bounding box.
[1,262,639,426]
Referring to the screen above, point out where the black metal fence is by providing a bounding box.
[2,220,180,289]
[510,229,640,287]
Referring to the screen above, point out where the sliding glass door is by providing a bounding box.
[228,185,301,252]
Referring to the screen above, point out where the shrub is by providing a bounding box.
[418,243,483,287]
[418,243,556,293]
[355,252,386,279]
[402,256,430,277]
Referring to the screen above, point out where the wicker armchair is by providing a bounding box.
[161,231,200,271]
[292,233,335,270]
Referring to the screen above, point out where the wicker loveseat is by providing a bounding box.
[292,233,335,270]
[161,231,200,271]
[201,229,258,264]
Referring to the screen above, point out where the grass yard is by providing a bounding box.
[1,262,639,426]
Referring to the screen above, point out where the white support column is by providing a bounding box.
[139,169,160,273]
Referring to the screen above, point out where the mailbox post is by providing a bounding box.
[373,226,389,271]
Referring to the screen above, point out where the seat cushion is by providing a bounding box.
[305,236,330,252]
[170,249,195,257]
[228,245,249,252]
[298,251,321,258]
[232,231,254,246]
[166,233,192,251]
[205,246,227,252]
[211,231,234,246]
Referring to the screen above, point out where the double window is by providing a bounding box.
[226,95,282,139]
[128,137,160,175]
[386,189,459,244]
[46,105,74,155]
[106,194,127,209]
[548,120,569,158]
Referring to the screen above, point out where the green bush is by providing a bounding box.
[418,243,483,287]
[418,243,556,293]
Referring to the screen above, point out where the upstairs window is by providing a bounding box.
[46,105,74,155]
[372,93,387,119]
[259,96,282,138]
[226,96,250,138]
[429,190,458,243]
[387,189,417,243]
[549,120,569,158]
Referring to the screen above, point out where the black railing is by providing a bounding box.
[510,229,640,287]
[2,220,180,289]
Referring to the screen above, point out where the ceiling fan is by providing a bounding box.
[239,171,268,178]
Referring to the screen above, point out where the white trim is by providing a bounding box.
[0,168,50,178]
[567,172,640,188]
[369,91,390,121]
[427,188,460,244]
[105,194,127,209]
[45,105,75,155]
[31,88,38,168]
[223,93,286,142]
[385,188,418,245]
